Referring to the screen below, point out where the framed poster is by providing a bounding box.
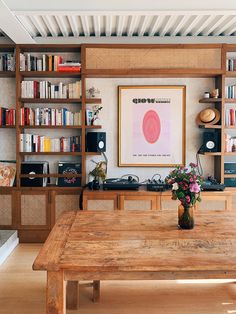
[118,85,186,167]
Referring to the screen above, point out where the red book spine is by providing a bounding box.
[58,66,81,72]
[230,108,235,125]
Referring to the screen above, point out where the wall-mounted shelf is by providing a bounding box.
[199,98,222,103]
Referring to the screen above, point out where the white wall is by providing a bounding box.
[86,77,215,182]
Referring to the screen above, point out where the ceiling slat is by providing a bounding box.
[148,16,165,36]
[170,15,190,36]
[191,15,215,36]
[105,15,112,36]
[213,16,236,36]
[42,15,58,37]
[93,15,101,37]
[159,15,177,36]
[29,15,48,37]
[117,15,125,36]
[180,15,202,36]
[127,15,139,36]
[80,15,90,36]
[68,15,79,37]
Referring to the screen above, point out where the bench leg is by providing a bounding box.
[93,280,100,303]
[47,271,65,314]
[66,281,79,310]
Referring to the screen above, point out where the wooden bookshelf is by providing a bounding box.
[3,43,236,242]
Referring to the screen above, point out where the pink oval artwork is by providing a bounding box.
[142,110,161,144]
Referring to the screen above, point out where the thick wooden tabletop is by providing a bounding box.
[33,210,236,274]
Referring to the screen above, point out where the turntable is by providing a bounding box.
[103,177,140,190]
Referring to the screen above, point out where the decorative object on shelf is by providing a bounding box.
[21,161,49,187]
[91,105,103,126]
[89,152,108,185]
[165,163,203,229]
[0,161,16,187]
[210,88,219,98]
[118,85,186,167]
[196,108,220,125]
[86,87,101,98]
[86,109,93,126]
[58,162,81,187]
[204,92,210,98]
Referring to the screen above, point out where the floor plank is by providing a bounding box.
[0,244,236,314]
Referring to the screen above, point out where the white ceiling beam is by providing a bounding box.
[80,15,90,36]
[93,15,101,37]
[159,15,177,36]
[117,15,125,36]
[41,15,58,37]
[127,15,139,36]
[224,22,236,36]
[105,15,112,36]
[171,15,189,36]
[68,15,79,37]
[148,16,165,36]
[201,15,225,35]
[191,15,215,36]
[0,0,35,43]
[213,16,236,35]
[180,15,202,36]
[55,15,69,37]
[138,16,149,36]
[29,15,48,37]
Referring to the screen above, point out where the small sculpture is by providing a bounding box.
[86,87,101,98]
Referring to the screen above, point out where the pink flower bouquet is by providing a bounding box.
[165,163,203,207]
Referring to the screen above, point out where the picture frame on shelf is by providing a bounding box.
[86,109,93,126]
[118,85,186,167]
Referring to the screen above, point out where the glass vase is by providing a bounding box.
[178,204,194,229]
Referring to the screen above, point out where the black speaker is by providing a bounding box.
[86,132,106,152]
[202,132,219,152]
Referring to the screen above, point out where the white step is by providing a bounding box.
[0,230,19,265]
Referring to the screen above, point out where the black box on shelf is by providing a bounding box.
[224,162,236,174]
[21,161,49,187]
[57,162,81,187]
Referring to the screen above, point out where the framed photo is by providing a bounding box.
[86,109,93,126]
[118,85,186,167]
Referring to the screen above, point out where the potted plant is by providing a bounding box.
[165,163,203,229]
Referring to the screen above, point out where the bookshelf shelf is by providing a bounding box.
[199,98,222,103]
[224,174,236,178]
[199,152,222,156]
[85,98,102,104]
[85,125,102,129]
[19,152,82,156]
[20,98,82,103]
[225,99,236,103]
[0,71,15,77]
[226,71,236,77]
[0,125,15,128]
[198,124,222,129]
[19,125,82,129]
[224,126,236,129]
[20,71,81,78]
[19,186,82,191]
[224,152,236,156]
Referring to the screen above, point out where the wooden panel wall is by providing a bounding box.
[85,47,222,70]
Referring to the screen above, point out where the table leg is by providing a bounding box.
[93,280,100,303]
[47,271,65,314]
[66,281,79,310]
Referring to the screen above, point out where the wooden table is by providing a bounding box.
[33,210,236,314]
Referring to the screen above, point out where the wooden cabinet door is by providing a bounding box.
[0,190,15,228]
[19,191,50,229]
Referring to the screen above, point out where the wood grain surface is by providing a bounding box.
[34,210,236,274]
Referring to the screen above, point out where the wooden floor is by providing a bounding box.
[1,244,236,314]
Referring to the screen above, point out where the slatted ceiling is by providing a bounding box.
[13,12,236,38]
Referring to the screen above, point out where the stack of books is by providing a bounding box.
[20,107,81,126]
[19,53,81,72]
[225,85,236,99]
[21,80,81,99]
[225,108,236,126]
[0,53,15,71]
[0,107,15,125]
[20,134,81,152]
[226,59,236,71]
